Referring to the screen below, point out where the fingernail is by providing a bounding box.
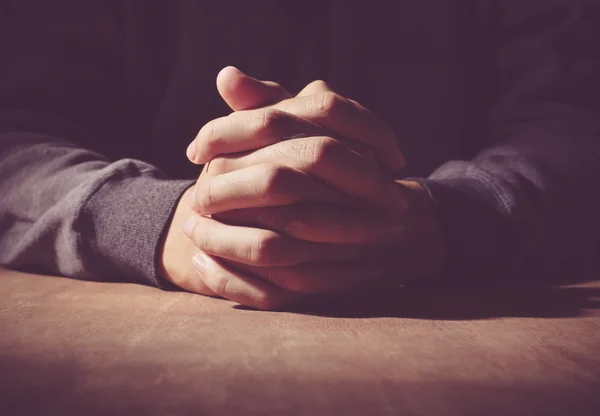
[183,216,196,237]
[186,141,197,162]
[193,253,207,274]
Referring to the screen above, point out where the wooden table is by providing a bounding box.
[1,268,599,415]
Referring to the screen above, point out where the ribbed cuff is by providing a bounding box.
[81,168,194,288]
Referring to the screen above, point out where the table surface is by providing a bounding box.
[1,268,600,416]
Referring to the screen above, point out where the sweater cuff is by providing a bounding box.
[411,176,514,283]
[81,170,194,288]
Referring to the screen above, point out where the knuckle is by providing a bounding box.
[261,165,294,201]
[301,136,339,166]
[200,119,221,148]
[310,80,330,90]
[205,157,227,176]
[207,272,230,298]
[195,178,217,214]
[191,222,210,251]
[255,109,282,138]
[248,233,281,265]
[302,80,330,95]
[315,92,342,116]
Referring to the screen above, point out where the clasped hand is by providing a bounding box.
[161,67,444,310]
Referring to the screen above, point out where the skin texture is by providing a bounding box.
[160,67,445,310]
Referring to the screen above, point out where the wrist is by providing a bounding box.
[159,186,197,286]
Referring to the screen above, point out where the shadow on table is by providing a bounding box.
[237,283,600,320]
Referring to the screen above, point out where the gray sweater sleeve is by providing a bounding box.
[0,2,193,286]
[417,1,600,283]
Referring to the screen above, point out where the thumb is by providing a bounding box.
[216,66,292,111]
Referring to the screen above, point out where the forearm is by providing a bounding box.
[418,124,600,282]
[0,133,193,285]
[413,1,600,282]
[0,2,196,285]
